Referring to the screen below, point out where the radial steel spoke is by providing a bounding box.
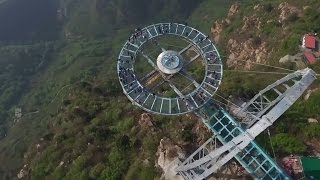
[179,43,193,54]
[141,51,157,68]
[179,70,200,87]
[140,69,157,82]
[145,73,161,87]
[167,80,184,97]
[185,54,201,66]
[160,47,166,52]
[181,82,195,93]
[154,40,166,52]
[151,80,165,90]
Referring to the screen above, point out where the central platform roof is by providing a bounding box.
[157,50,183,74]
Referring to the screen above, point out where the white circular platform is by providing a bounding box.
[117,23,223,115]
[157,50,183,74]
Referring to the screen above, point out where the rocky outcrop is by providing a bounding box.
[192,120,211,145]
[212,3,270,69]
[304,88,319,100]
[278,2,302,24]
[308,118,318,123]
[59,161,65,167]
[279,54,301,63]
[242,15,262,31]
[211,20,228,43]
[227,38,268,70]
[17,165,28,179]
[211,3,240,43]
[131,113,158,136]
[253,4,263,11]
[156,137,185,180]
[211,2,306,70]
[139,113,154,128]
[228,4,240,18]
[279,54,306,69]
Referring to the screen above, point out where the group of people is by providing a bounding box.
[198,90,209,103]
[196,35,209,44]
[127,23,210,51]
[135,88,157,105]
[128,28,147,43]
[207,78,217,88]
[118,57,133,65]
[181,96,197,111]
[120,71,158,106]
[206,52,218,64]
[208,70,219,80]
[157,24,170,34]
[118,67,135,87]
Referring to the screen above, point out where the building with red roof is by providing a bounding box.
[302,35,317,49]
[304,51,317,64]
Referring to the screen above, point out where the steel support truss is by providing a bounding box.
[176,68,317,180]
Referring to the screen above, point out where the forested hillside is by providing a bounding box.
[0,0,319,179]
[0,0,232,179]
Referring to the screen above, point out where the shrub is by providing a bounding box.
[116,135,131,152]
[116,117,134,133]
[66,155,89,180]
[303,124,320,139]
[99,148,129,180]
[143,135,158,156]
[140,165,155,180]
[252,36,262,47]
[263,3,273,12]
[89,163,106,179]
[180,130,194,142]
[272,133,306,155]
[51,166,64,179]
[287,12,299,22]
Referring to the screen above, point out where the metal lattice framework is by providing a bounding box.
[175,68,317,180]
[117,23,317,180]
[238,69,315,128]
[117,23,223,115]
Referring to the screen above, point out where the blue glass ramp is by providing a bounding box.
[195,100,291,180]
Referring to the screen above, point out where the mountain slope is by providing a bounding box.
[1,0,320,180]
[0,0,219,179]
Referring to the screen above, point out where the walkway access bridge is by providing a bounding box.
[117,23,317,180]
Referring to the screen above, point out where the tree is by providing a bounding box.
[116,135,131,152]
[99,148,129,180]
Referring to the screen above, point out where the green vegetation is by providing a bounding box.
[214,0,320,159]
[0,0,210,179]
[271,133,307,155]
[0,0,320,179]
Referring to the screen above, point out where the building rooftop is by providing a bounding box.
[304,51,317,64]
[301,157,320,180]
[304,35,316,49]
